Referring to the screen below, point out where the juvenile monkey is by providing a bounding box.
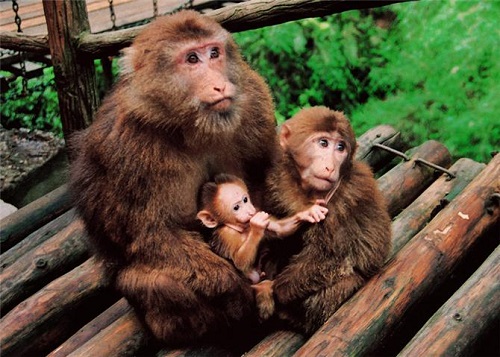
[256,106,392,333]
[197,173,328,284]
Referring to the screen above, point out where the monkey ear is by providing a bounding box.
[119,47,136,75]
[197,210,218,228]
[279,123,292,150]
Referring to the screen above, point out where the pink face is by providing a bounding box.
[217,182,256,225]
[291,131,348,194]
[176,41,236,112]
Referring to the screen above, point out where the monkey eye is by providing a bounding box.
[336,141,346,152]
[210,47,220,59]
[242,196,248,203]
[186,53,199,64]
[233,204,240,211]
[318,138,329,148]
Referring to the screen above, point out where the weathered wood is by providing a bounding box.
[398,245,500,356]
[42,0,99,144]
[0,258,110,356]
[48,298,132,357]
[355,125,406,171]
[0,219,89,316]
[68,310,150,357]
[244,330,306,357]
[378,140,452,217]
[293,153,500,357]
[391,158,485,255]
[0,209,77,270]
[0,184,71,251]
[0,0,414,56]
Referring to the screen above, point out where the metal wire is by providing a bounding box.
[108,0,117,30]
[11,0,28,95]
[373,143,456,179]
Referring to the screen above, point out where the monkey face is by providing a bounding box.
[217,182,257,226]
[290,131,348,194]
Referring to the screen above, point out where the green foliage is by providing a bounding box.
[234,10,389,123]
[235,0,499,162]
[351,0,500,162]
[1,67,61,135]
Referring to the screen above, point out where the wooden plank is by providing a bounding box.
[0,184,71,251]
[0,258,112,356]
[398,245,500,356]
[0,219,89,316]
[293,153,500,357]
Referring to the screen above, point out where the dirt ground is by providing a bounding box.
[0,126,66,210]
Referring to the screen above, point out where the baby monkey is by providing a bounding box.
[197,173,328,283]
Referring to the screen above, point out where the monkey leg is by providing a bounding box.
[116,261,255,346]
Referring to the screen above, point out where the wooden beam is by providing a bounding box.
[1,0,414,57]
[42,0,100,145]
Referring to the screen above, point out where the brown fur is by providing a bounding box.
[70,10,278,346]
[262,106,391,334]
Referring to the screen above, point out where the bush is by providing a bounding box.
[235,0,499,162]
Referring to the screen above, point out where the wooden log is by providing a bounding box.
[68,310,150,357]
[0,209,77,271]
[0,184,71,251]
[355,125,406,171]
[48,298,132,357]
[243,330,306,357]
[391,158,485,255]
[293,153,500,357]
[42,0,100,145]
[378,140,452,217]
[0,219,89,316]
[398,245,500,356]
[0,258,111,356]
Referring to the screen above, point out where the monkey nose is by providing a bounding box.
[214,83,226,93]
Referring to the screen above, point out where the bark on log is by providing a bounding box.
[293,153,500,357]
[378,140,452,217]
[68,310,150,357]
[0,209,77,271]
[0,184,71,251]
[0,219,89,316]
[48,298,132,357]
[0,0,412,56]
[391,158,485,255]
[355,125,406,171]
[0,258,110,356]
[398,245,500,356]
[243,330,306,357]
[42,0,99,146]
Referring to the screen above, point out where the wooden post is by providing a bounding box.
[42,0,99,149]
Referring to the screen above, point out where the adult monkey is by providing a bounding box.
[70,10,278,346]
[256,106,392,333]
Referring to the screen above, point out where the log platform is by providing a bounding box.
[0,125,499,356]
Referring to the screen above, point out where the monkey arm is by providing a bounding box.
[267,202,328,238]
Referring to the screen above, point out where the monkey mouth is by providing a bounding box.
[210,97,232,111]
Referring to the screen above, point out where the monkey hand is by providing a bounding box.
[297,203,328,223]
[249,211,271,234]
[252,279,275,321]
